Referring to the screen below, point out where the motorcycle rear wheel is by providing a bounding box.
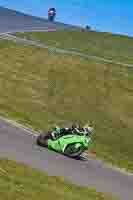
[36,133,50,147]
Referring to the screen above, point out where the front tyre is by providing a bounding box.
[64,143,84,158]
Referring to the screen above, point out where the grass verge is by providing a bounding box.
[0,159,117,200]
[15,30,133,64]
[0,38,133,171]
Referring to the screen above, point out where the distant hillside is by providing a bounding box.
[0,6,81,33]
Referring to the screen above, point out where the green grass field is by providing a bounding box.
[0,30,133,172]
[0,159,116,200]
[15,30,133,64]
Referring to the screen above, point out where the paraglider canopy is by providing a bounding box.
[48,8,56,22]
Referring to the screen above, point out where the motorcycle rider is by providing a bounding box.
[51,122,93,140]
[50,123,79,140]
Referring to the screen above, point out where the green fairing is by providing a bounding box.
[48,134,92,154]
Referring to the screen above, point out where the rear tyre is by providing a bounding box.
[36,134,49,147]
[64,143,84,158]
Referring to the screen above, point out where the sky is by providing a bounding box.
[0,0,132,36]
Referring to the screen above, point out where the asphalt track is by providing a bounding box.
[0,118,133,200]
[0,6,78,33]
[0,6,133,200]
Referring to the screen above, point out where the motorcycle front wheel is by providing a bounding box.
[64,143,84,158]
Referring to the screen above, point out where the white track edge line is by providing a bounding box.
[0,116,38,137]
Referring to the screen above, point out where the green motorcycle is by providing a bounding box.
[37,128,92,158]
